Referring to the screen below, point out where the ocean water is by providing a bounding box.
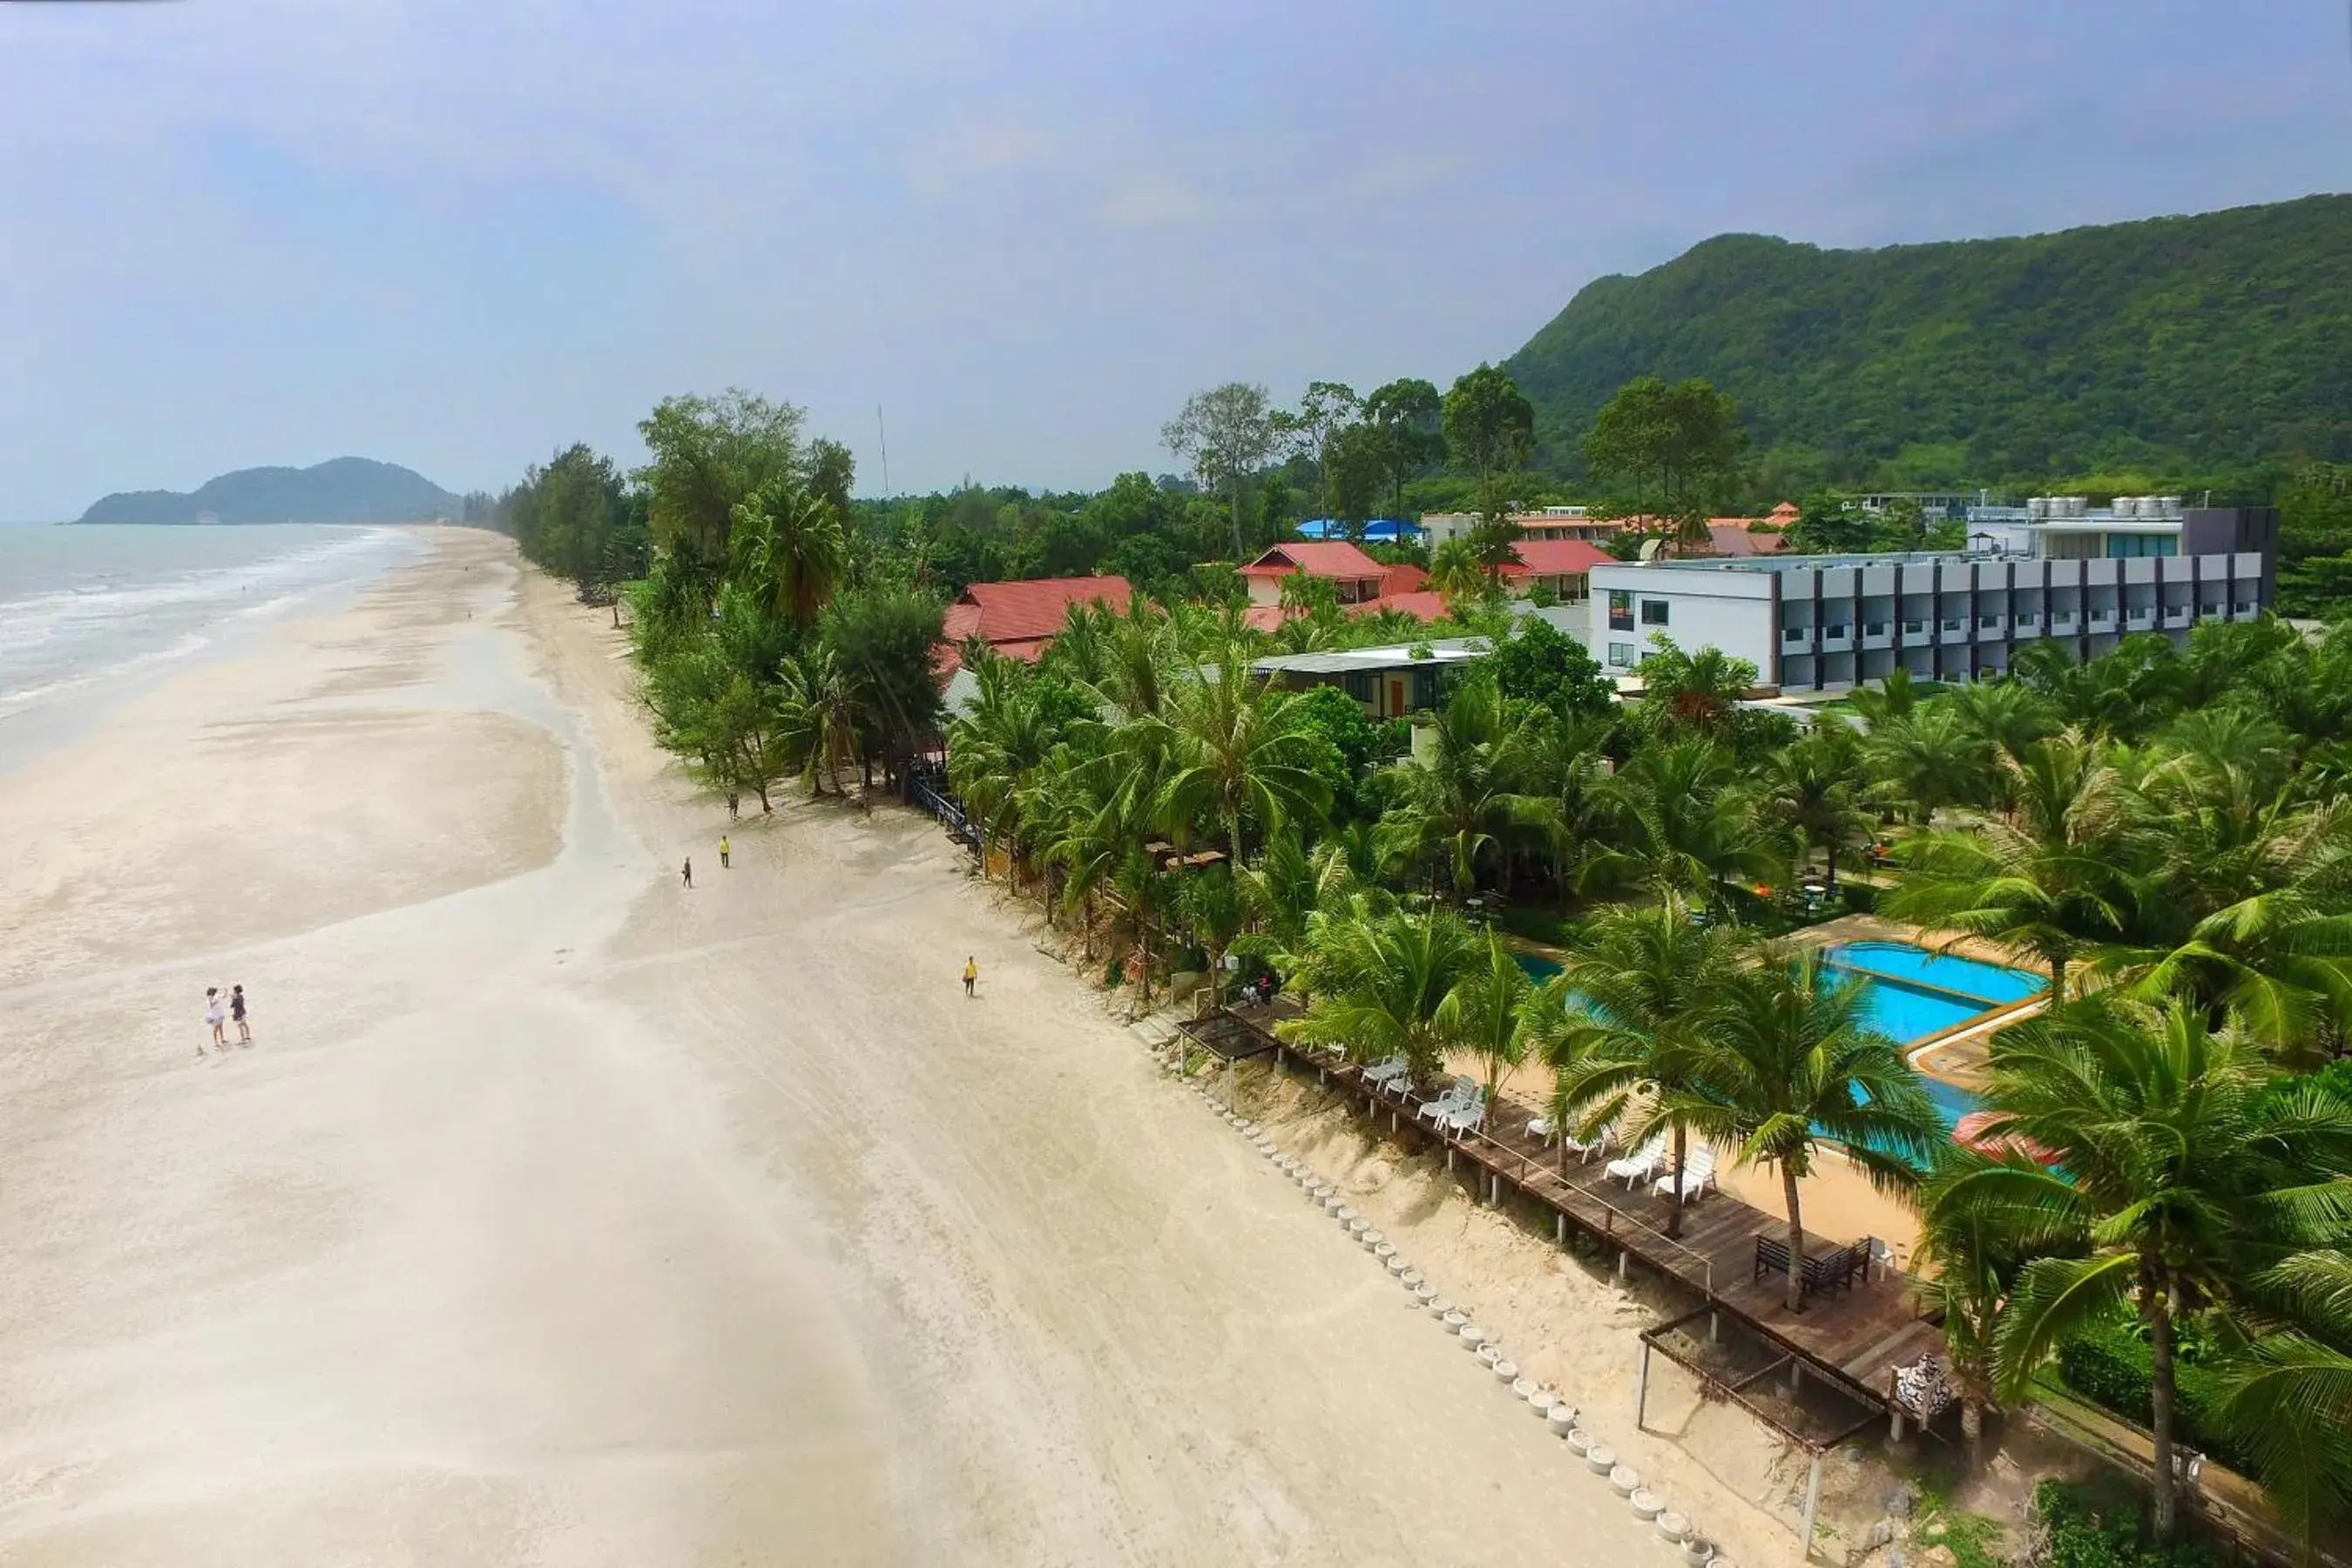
[0,522,426,774]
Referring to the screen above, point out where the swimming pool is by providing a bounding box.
[1823,942,2044,1007]
[1513,942,2029,1133]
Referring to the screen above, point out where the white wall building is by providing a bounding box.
[1585,504,2278,693]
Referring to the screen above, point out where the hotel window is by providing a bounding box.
[1864,622,1887,638]
[1639,599,1671,626]
[1606,641,1636,667]
[1607,591,1633,632]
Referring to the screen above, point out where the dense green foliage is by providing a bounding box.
[78,456,461,524]
[1505,195,2352,490]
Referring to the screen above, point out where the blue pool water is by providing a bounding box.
[1823,942,2044,1006]
[1511,940,2031,1134]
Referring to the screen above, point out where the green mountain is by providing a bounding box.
[79,457,459,524]
[1504,194,2352,489]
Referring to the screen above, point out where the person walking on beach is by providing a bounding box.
[681,856,693,889]
[727,792,740,820]
[231,984,251,1044]
[203,988,226,1054]
[963,956,977,997]
[719,835,731,869]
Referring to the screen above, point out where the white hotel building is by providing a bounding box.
[1584,499,2280,692]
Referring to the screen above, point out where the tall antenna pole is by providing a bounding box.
[876,405,892,497]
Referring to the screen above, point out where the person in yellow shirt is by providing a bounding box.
[719,835,731,869]
[963,956,977,997]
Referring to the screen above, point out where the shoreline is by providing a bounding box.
[3,532,1787,1565]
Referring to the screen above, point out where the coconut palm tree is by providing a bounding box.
[948,657,1064,885]
[1866,701,1990,824]
[1379,672,1564,899]
[1429,537,1486,600]
[1135,648,1332,873]
[1583,737,1783,906]
[1846,666,1921,730]
[2205,1247,2352,1555]
[2099,761,2352,1058]
[1435,934,1538,1121]
[1633,637,1755,740]
[1930,997,2352,1541]
[1759,725,1872,892]
[728,476,844,628]
[1686,954,1939,1313]
[776,644,865,796]
[1914,1150,2023,1457]
[1944,679,2058,771]
[1548,899,1750,1239]
[1278,907,1481,1082]
[1886,732,2130,997]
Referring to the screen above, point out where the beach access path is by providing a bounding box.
[0,530,1684,1565]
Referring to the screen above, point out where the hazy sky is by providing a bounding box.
[2,1,2345,517]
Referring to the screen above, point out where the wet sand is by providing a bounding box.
[0,530,1689,1565]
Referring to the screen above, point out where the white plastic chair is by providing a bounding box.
[1443,1090,1490,1136]
[1361,1055,1409,1091]
[1605,1133,1668,1188]
[1417,1078,1475,1126]
[1652,1147,1718,1202]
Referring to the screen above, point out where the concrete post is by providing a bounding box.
[1801,1453,1823,1558]
[1637,1342,1652,1430]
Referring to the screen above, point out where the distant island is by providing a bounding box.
[78,457,461,524]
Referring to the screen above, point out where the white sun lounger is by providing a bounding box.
[1418,1078,1476,1126]
[1441,1089,1489,1136]
[1360,1055,1409,1091]
[1652,1146,1719,1202]
[1605,1133,1668,1188]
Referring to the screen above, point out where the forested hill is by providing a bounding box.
[78,457,459,524]
[1504,194,2352,486]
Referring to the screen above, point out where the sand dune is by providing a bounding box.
[0,531,1716,1565]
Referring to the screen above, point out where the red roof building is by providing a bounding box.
[1346,590,1449,624]
[1496,538,1612,602]
[1702,522,1791,558]
[938,575,1132,672]
[1239,542,1387,607]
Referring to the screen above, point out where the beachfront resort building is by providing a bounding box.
[1252,638,1490,721]
[1585,503,2279,692]
[1239,542,1389,607]
[1419,506,1623,547]
[938,573,1132,672]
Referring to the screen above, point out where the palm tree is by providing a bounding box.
[1944,679,2057,770]
[2205,1247,2352,1554]
[1865,701,1990,823]
[1179,864,1247,1009]
[1584,737,1783,905]
[948,657,1065,886]
[1928,997,2352,1541]
[1435,934,1538,1119]
[1886,732,2129,997]
[1760,725,1872,892]
[1139,648,1332,872]
[776,645,865,796]
[1914,1150,2022,1456]
[1846,666,1921,730]
[1429,537,1486,600]
[1042,791,1123,961]
[1278,907,1480,1082]
[2097,754,2352,1059]
[1095,599,1179,720]
[728,476,844,628]
[1634,636,1754,740]
[1548,899,1750,1239]
[1380,672,1564,899]
[1686,954,1939,1313]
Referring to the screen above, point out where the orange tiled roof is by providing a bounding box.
[1497,538,1614,577]
[1239,542,1385,580]
[946,575,1132,645]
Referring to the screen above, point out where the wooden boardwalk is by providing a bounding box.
[1214,1008,1944,1414]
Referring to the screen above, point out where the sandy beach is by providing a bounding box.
[0,529,1736,1565]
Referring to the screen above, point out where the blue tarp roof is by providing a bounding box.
[1295,517,1422,542]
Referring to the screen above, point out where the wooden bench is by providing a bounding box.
[1754,1234,1876,1300]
